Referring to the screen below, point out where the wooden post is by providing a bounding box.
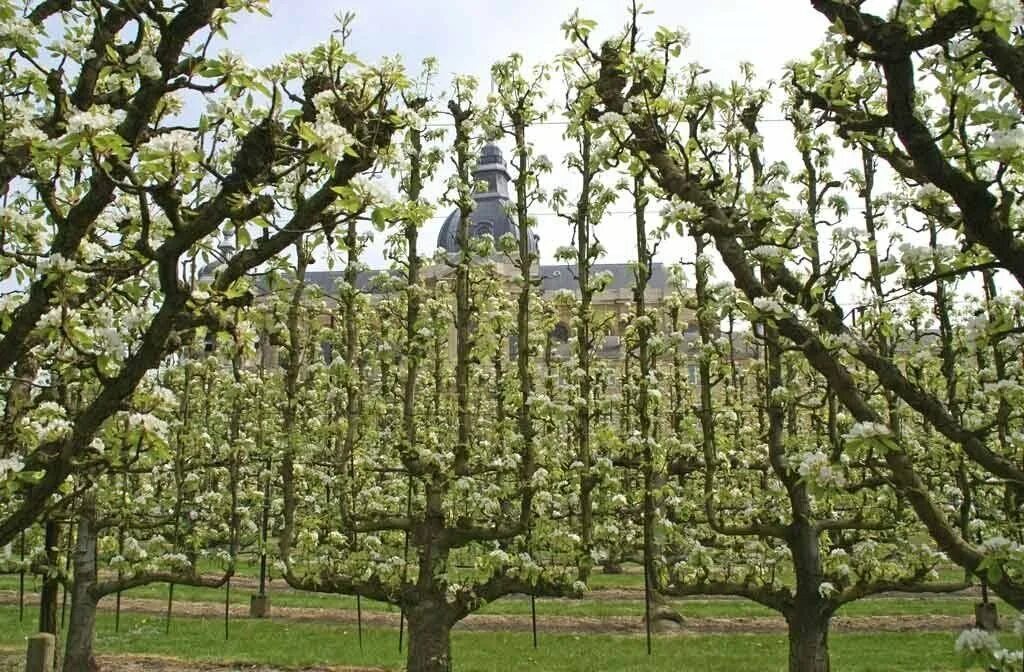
[24,632,55,672]
[224,578,231,640]
[165,583,174,634]
[18,530,25,622]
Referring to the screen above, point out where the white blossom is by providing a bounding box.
[142,130,198,157]
[94,326,127,362]
[752,296,785,317]
[750,245,786,261]
[0,13,32,39]
[988,0,1024,25]
[66,107,122,135]
[660,199,703,224]
[915,183,945,203]
[348,174,392,205]
[0,456,24,478]
[310,118,356,157]
[955,628,1001,655]
[36,253,76,275]
[796,451,846,489]
[599,111,625,126]
[7,122,47,146]
[126,52,162,79]
[128,412,169,439]
[844,421,891,441]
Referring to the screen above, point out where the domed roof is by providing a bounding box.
[436,143,539,257]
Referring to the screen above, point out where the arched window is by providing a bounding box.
[473,220,494,237]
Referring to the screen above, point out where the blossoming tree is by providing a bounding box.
[0,0,402,549]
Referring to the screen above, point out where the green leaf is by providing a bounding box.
[371,207,387,231]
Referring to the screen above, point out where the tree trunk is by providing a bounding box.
[38,519,61,636]
[785,611,831,672]
[63,504,98,672]
[646,588,684,631]
[405,601,452,672]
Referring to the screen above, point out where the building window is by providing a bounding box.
[552,322,570,343]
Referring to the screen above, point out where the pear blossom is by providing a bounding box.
[126,51,162,79]
[955,628,1001,655]
[0,456,24,478]
[660,198,703,223]
[310,117,356,156]
[142,130,198,157]
[985,127,1024,158]
[66,107,122,135]
[839,419,885,441]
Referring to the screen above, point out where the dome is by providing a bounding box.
[436,143,540,257]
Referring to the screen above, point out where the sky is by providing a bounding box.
[223,1,843,271]
[227,1,828,81]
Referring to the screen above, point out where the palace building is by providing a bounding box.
[297,143,685,360]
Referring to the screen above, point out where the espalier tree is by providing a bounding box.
[548,72,623,582]
[563,4,1023,669]
[268,68,582,672]
[4,3,1024,671]
[59,344,260,672]
[0,0,402,547]
[0,337,260,672]
[795,0,1024,602]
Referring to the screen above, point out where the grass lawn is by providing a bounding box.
[0,605,969,671]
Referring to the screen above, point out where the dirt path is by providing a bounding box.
[0,590,972,635]
[585,587,978,601]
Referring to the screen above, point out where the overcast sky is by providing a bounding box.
[225,1,842,270]
[229,1,828,81]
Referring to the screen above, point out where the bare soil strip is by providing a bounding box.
[0,591,971,635]
[0,649,385,672]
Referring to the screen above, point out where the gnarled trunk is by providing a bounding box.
[405,600,452,672]
[63,503,98,672]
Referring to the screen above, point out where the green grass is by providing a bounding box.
[586,571,648,589]
[0,605,967,671]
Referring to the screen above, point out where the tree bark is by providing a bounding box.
[786,516,832,672]
[405,601,452,672]
[38,519,61,636]
[785,610,831,672]
[63,502,99,672]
